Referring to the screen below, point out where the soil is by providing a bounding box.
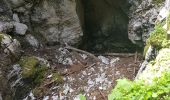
[23,46,143,100]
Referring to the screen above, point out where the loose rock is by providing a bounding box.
[13,22,28,35]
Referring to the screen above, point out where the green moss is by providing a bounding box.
[32,87,44,97]
[146,24,170,49]
[19,56,39,78]
[0,34,3,41]
[150,25,167,48]
[52,72,63,83]
[167,12,170,30]
[153,0,165,5]
[0,33,4,48]
[19,56,48,85]
[143,43,150,57]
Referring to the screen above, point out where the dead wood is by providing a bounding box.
[65,45,100,62]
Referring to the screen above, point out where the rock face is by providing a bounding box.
[8,0,83,45]
[30,0,83,45]
[136,0,170,80]
[128,0,163,46]
[78,0,134,52]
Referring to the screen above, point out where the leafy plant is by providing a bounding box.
[108,71,170,100]
[143,24,170,56]
[79,94,86,100]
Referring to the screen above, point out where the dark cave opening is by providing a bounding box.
[76,0,137,53]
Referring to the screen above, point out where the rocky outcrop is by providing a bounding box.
[8,0,83,45]
[128,0,164,46]
[30,0,83,45]
[136,0,170,79]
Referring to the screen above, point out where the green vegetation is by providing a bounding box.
[79,94,86,100]
[0,33,3,42]
[153,0,165,5]
[109,49,170,99]
[108,13,170,99]
[143,24,170,56]
[167,12,170,30]
[108,72,170,100]
[147,24,169,49]
[0,33,4,48]
[52,72,63,83]
[19,56,48,85]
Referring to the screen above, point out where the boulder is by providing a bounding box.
[31,0,83,45]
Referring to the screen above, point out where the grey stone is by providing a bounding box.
[128,0,161,46]
[1,33,21,57]
[13,13,20,22]
[6,0,25,8]
[13,22,28,35]
[98,56,110,65]
[135,60,148,79]
[0,0,13,21]
[0,22,13,33]
[25,34,39,48]
[145,45,156,61]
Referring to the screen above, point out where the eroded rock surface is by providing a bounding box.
[128,0,163,46]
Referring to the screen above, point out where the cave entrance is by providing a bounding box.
[76,0,136,53]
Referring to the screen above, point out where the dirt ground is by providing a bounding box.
[23,46,143,100]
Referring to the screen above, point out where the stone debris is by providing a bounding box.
[23,91,36,100]
[51,55,123,99]
[25,34,39,48]
[13,13,20,22]
[80,54,88,60]
[36,57,50,67]
[0,22,13,33]
[13,22,28,35]
[1,33,21,57]
[98,56,110,65]
[43,96,49,100]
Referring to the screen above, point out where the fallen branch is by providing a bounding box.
[65,45,100,62]
[95,53,137,57]
[134,51,138,63]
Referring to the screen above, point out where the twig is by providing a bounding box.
[133,66,136,79]
[95,53,136,57]
[134,51,138,63]
[84,63,96,69]
[65,46,100,62]
[98,88,107,100]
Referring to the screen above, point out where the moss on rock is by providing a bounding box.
[153,0,165,5]
[167,12,170,30]
[0,33,4,48]
[19,56,48,85]
[143,24,170,57]
[52,72,63,83]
